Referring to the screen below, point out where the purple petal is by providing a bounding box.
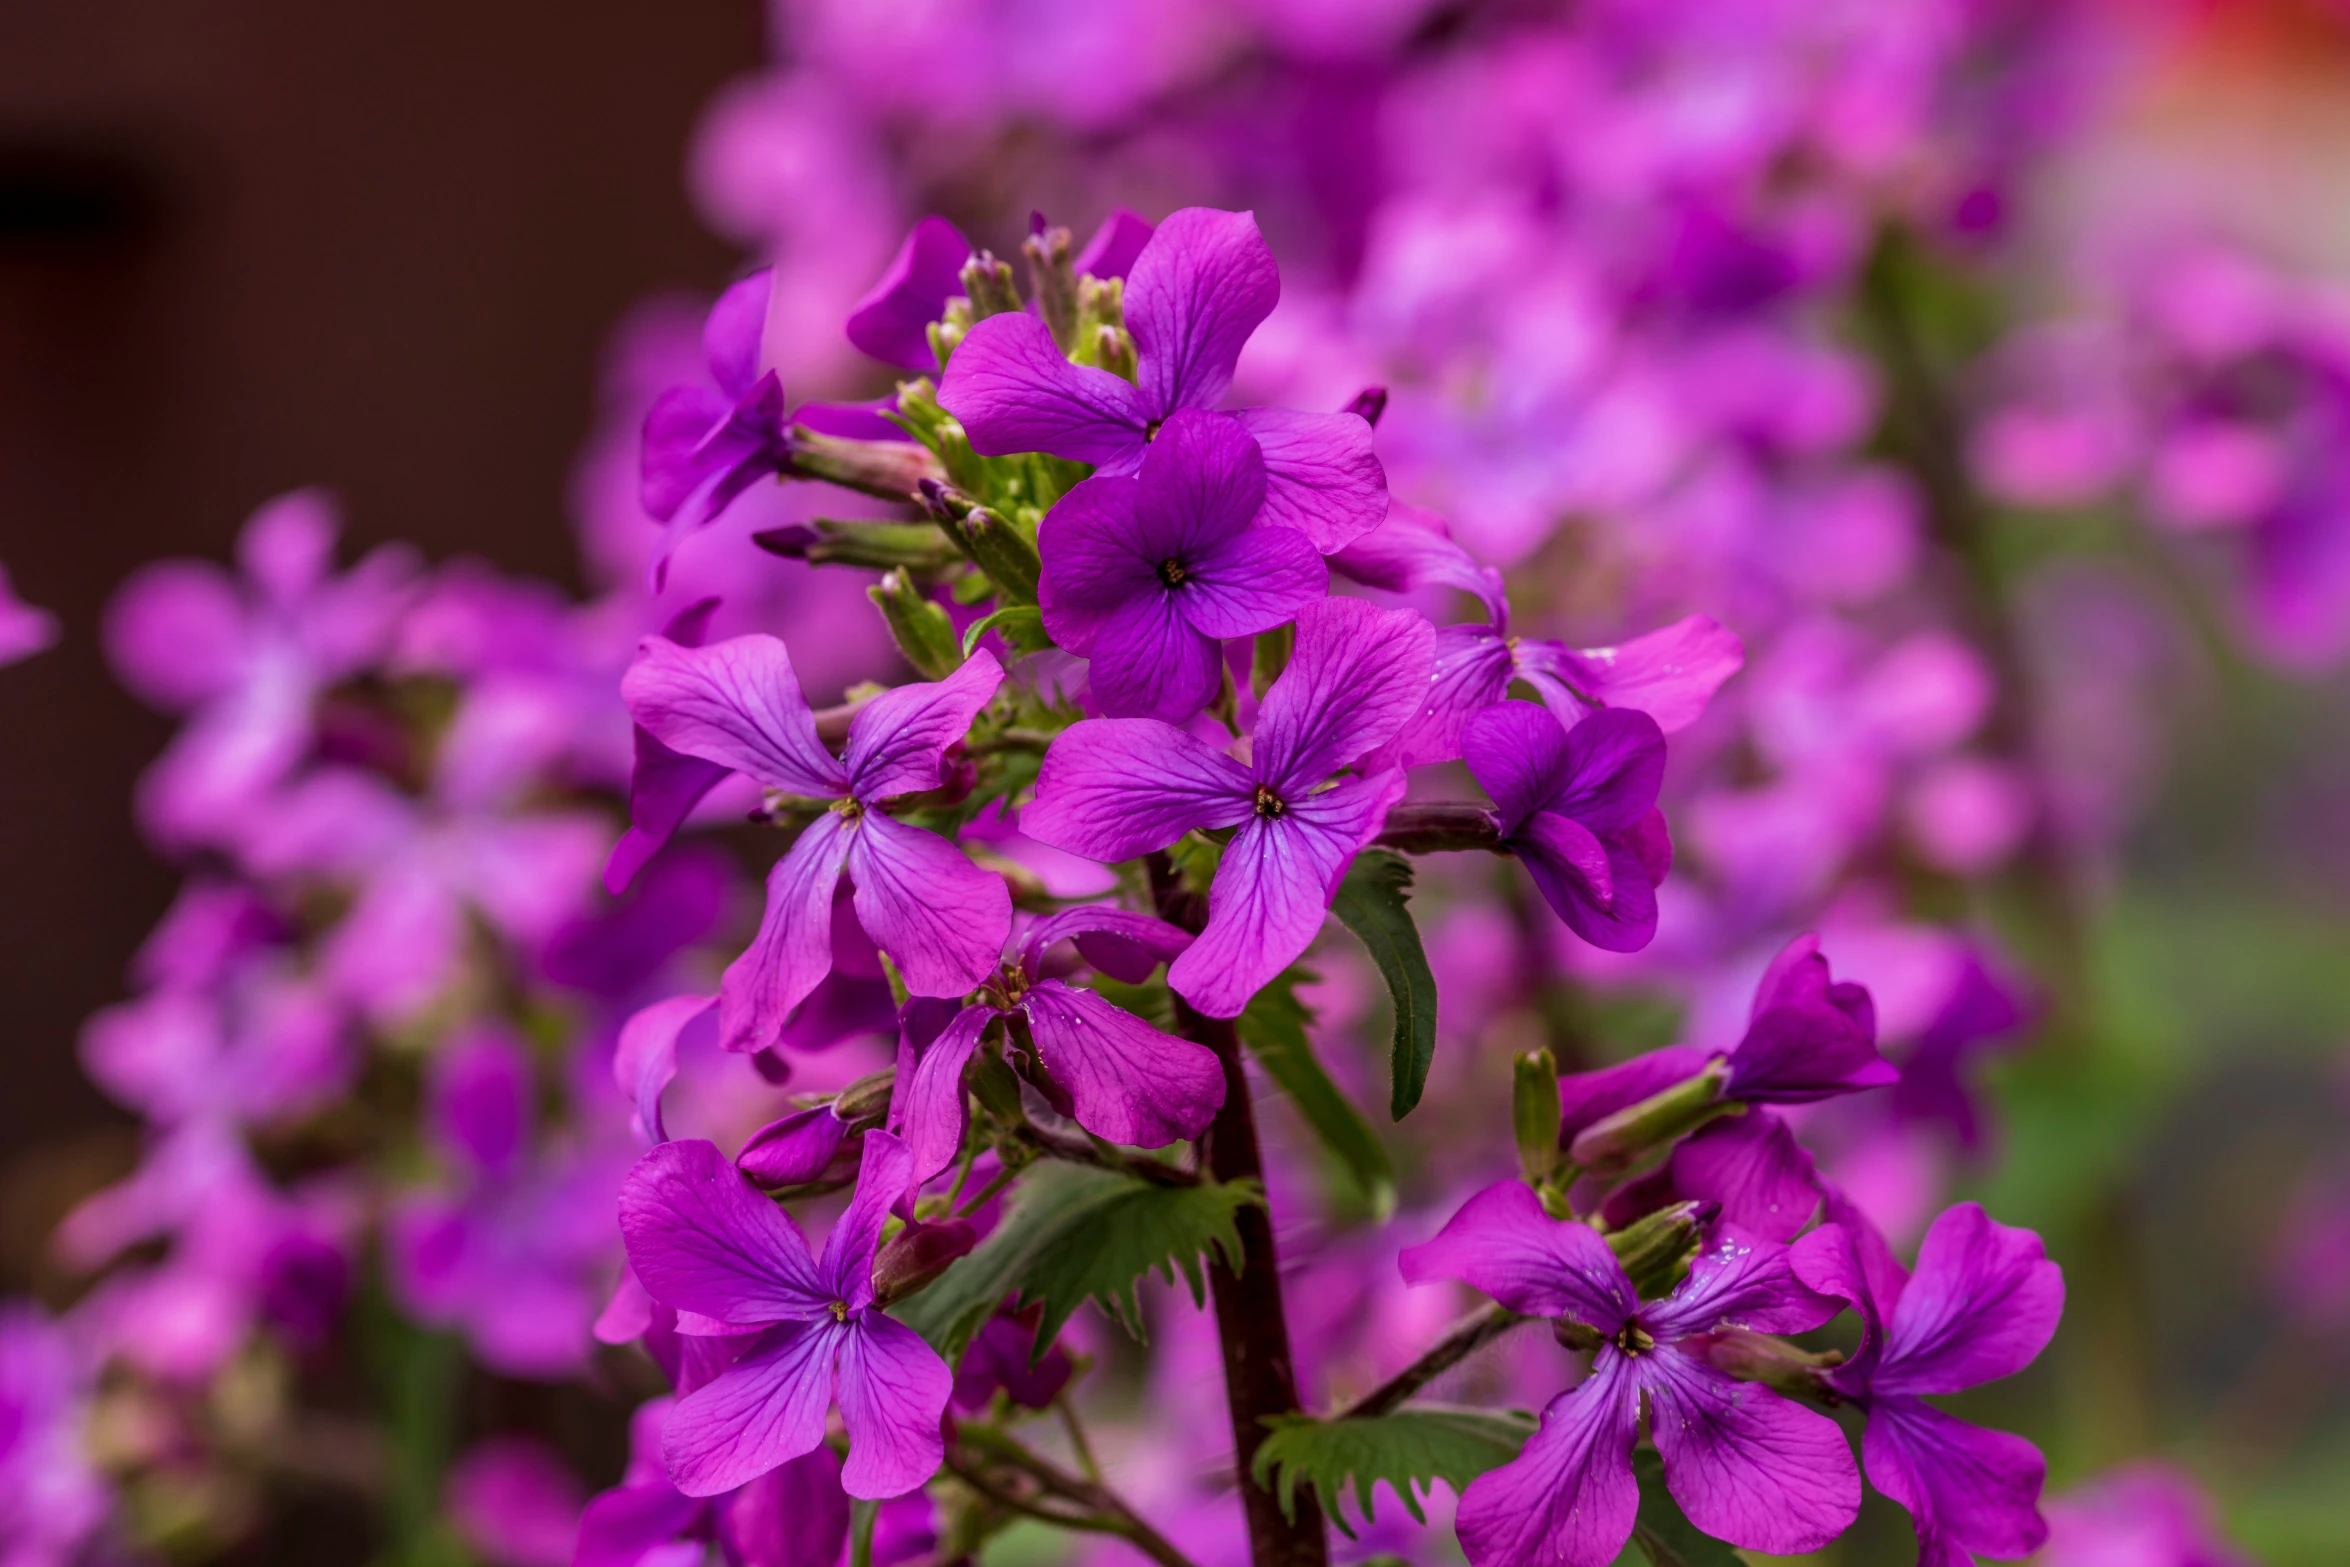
[429,1029,530,1177]
[623,635,847,799]
[1522,614,1745,734]
[705,270,774,400]
[575,1483,702,1567]
[1169,770,1406,1019]
[1126,208,1278,416]
[1020,907,1194,983]
[1084,589,1226,722]
[1514,815,1662,954]
[846,218,969,372]
[1075,209,1154,280]
[736,1106,851,1189]
[615,995,716,1146]
[845,812,1010,999]
[1036,476,1159,655]
[1022,720,1255,862]
[1461,702,1573,833]
[1253,598,1436,794]
[719,813,852,1054]
[1643,1226,1841,1341]
[1325,500,1506,621]
[619,1140,826,1326]
[1876,1203,2063,1396]
[1397,1179,1636,1328]
[844,652,1004,802]
[608,606,733,895]
[1229,406,1388,553]
[1132,408,1266,550]
[937,312,1150,467]
[1454,1351,1641,1567]
[1021,980,1224,1147]
[821,1130,917,1310]
[238,488,337,606]
[640,385,743,524]
[1178,518,1328,641]
[835,1313,952,1498]
[891,1006,996,1187]
[1547,707,1670,834]
[1668,1113,1820,1245]
[1864,1395,2048,1564]
[663,1319,841,1497]
[594,1269,656,1348]
[1723,1002,1897,1106]
[1642,1348,1860,1556]
[1359,623,1513,772]
[720,1446,853,1567]
[103,560,250,712]
[791,398,908,443]
[1555,1046,1713,1146]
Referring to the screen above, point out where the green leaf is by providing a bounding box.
[1622,1451,1743,1567]
[961,603,1050,657]
[891,1162,1259,1363]
[1250,1407,1535,1537]
[1329,849,1440,1121]
[1236,970,1394,1218]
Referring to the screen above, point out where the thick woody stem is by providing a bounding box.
[1148,855,1330,1567]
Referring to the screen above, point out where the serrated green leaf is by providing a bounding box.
[890,1163,1258,1364]
[1624,1450,1743,1566]
[1236,970,1394,1218]
[1330,849,1439,1121]
[1251,1407,1534,1538]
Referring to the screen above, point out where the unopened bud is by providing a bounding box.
[1022,224,1080,350]
[834,1069,898,1125]
[1606,1199,1716,1299]
[960,252,1023,320]
[763,518,961,574]
[1093,324,1138,383]
[783,427,942,504]
[868,568,962,680]
[873,1218,980,1305]
[1513,1050,1563,1182]
[1344,385,1389,427]
[1566,1059,1733,1177]
[1687,1327,1845,1396]
[961,508,1043,604]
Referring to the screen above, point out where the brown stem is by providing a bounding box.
[951,1428,1199,1567]
[1148,855,1330,1567]
[1335,1303,1524,1420]
[1373,801,1507,856]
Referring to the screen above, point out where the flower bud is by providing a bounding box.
[1022,223,1080,350]
[960,508,1043,605]
[835,1068,898,1125]
[873,1218,980,1305]
[758,518,962,575]
[1605,1199,1716,1299]
[1514,1049,1563,1182]
[1687,1327,1844,1396]
[960,252,1023,321]
[867,568,963,680]
[782,427,942,503]
[1567,1059,1732,1177]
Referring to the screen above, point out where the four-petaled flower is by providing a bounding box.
[622,635,1012,1052]
[1038,408,1326,720]
[1400,1182,1860,1567]
[618,1131,953,1498]
[940,207,1388,552]
[1022,597,1434,1017]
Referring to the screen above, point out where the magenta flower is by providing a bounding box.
[939,207,1387,551]
[617,1131,953,1498]
[1038,408,1326,719]
[1793,1197,2063,1567]
[0,1305,108,1567]
[621,635,1012,1052]
[574,1394,868,1567]
[79,975,349,1134]
[892,906,1221,1182]
[2038,1462,2249,1567]
[0,561,58,667]
[606,596,729,894]
[1022,597,1434,1017]
[1400,1181,1859,1567]
[1462,702,1672,952]
[1725,933,1897,1104]
[444,1438,583,1567]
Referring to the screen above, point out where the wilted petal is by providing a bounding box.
[846,219,968,372]
[620,1139,828,1327]
[844,652,1004,802]
[836,1313,953,1498]
[1085,589,1224,722]
[845,812,1010,999]
[720,814,852,1054]
[1022,980,1224,1148]
[1399,1179,1636,1327]
[1230,406,1388,552]
[1643,1226,1840,1340]
[1126,208,1279,416]
[624,635,847,798]
[938,312,1150,467]
[1865,1394,2048,1564]
[1877,1203,2063,1396]
[1023,720,1254,862]
[705,270,774,399]
[1643,1348,1860,1557]
[1668,1113,1820,1245]
[1454,1351,1641,1567]
[892,1006,996,1187]
[1252,598,1436,794]
[821,1131,917,1310]
[664,1318,841,1497]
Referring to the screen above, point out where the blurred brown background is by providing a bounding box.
[0,0,761,1292]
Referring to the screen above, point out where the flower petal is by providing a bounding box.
[663,1318,841,1497]
[1036,476,1159,656]
[1877,1202,2063,1396]
[846,218,969,372]
[1075,209,1154,281]
[937,311,1150,467]
[843,651,1004,802]
[1514,815,1661,953]
[1229,406,1388,552]
[836,1313,953,1498]
[891,1006,997,1187]
[1084,588,1225,721]
[1022,719,1255,863]
[1397,1178,1636,1328]
[1519,614,1745,735]
[1546,707,1669,834]
[1555,1046,1713,1147]
[719,813,852,1054]
[1021,906,1195,983]
[623,635,847,798]
[1021,980,1225,1148]
[1127,208,1279,416]
[1178,517,1329,641]
[736,1106,850,1189]
[620,1140,827,1326]
[1644,1225,1840,1340]
[1668,1112,1820,1245]
[705,269,774,399]
[615,995,716,1147]
[1454,1351,1641,1567]
[1462,701,1574,834]
[1326,500,1506,621]
[1252,597,1436,794]
[845,812,1011,999]
[575,1482,702,1567]
[1131,408,1266,554]
[822,1130,918,1310]
[719,1446,853,1567]
[1864,1394,2048,1564]
[1359,622,1513,772]
[1643,1347,1860,1557]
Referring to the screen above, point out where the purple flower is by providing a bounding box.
[2038,1462,2249,1567]
[445,1438,584,1567]
[892,907,1221,1182]
[1399,1181,1859,1567]
[1461,702,1672,952]
[607,596,731,894]
[0,1304,108,1567]
[617,1131,953,1498]
[0,561,58,667]
[79,973,349,1132]
[1724,933,1895,1104]
[574,1395,860,1567]
[939,207,1387,552]
[845,216,972,371]
[1038,408,1326,719]
[1792,1196,2063,1567]
[1022,596,1434,1017]
[621,635,1013,1052]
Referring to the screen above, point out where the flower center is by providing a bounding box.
[832,797,865,821]
[1157,557,1188,588]
[1145,419,1163,441]
[1253,783,1287,819]
[1613,1322,1655,1357]
[829,1299,850,1323]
